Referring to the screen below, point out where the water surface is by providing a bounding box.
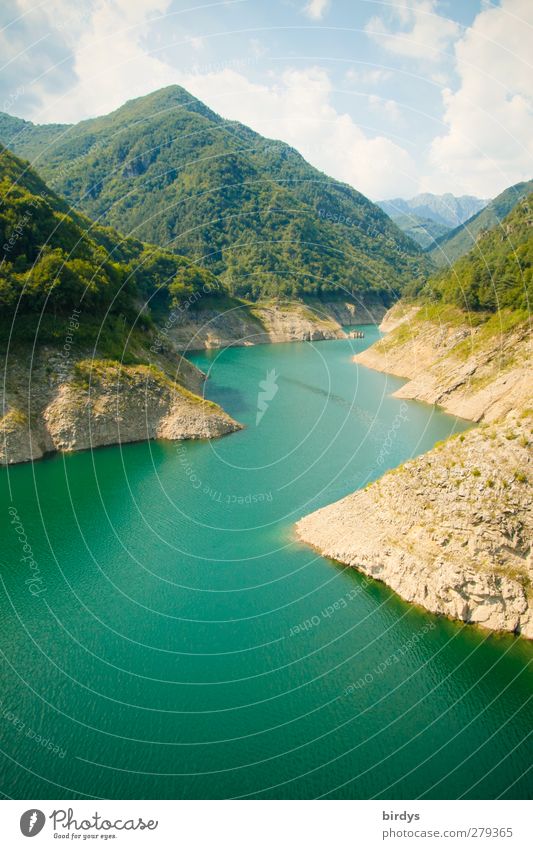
[1,329,531,799]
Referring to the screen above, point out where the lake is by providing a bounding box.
[1,328,531,799]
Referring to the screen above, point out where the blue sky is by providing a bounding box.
[1,1,531,199]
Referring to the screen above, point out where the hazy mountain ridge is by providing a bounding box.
[383,212,451,249]
[378,192,488,227]
[430,179,533,267]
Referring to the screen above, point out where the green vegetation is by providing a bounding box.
[430,179,533,267]
[0,85,429,301]
[410,194,532,313]
[381,212,450,249]
[0,145,224,348]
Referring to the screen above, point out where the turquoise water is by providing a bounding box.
[1,328,531,799]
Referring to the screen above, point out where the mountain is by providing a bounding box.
[429,179,533,267]
[378,193,488,230]
[421,192,533,312]
[304,197,533,639]
[0,145,240,464]
[383,212,450,249]
[0,86,428,303]
[0,144,223,328]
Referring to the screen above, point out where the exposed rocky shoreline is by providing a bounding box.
[167,298,386,351]
[0,351,240,466]
[296,304,533,638]
[354,303,531,423]
[1,298,378,466]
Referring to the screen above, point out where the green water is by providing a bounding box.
[1,329,531,799]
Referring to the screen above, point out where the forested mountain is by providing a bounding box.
[429,180,533,267]
[412,193,532,312]
[0,86,428,302]
[381,212,450,249]
[0,145,220,344]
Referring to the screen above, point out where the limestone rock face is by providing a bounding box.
[1,356,241,466]
[354,303,531,423]
[168,301,347,351]
[296,414,533,638]
[167,298,391,353]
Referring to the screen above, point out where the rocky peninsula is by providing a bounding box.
[1,349,240,466]
[166,297,386,351]
[296,303,532,638]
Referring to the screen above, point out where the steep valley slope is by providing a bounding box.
[297,198,532,638]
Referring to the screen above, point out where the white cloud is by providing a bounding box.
[428,0,533,195]
[303,0,330,21]
[187,36,205,51]
[366,1,459,62]
[20,0,181,123]
[179,66,418,198]
[0,0,78,117]
[368,94,403,124]
[5,0,418,199]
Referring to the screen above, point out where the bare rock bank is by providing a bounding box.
[354,303,531,423]
[166,299,387,351]
[296,412,533,637]
[1,353,240,465]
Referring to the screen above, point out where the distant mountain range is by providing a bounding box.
[378,193,489,249]
[0,86,428,304]
[429,179,533,267]
[418,190,533,312]
[379,193,489,229]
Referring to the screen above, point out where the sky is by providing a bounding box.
[0,0,531,200]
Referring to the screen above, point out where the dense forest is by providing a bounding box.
[413,193,532,313]
[430,179,533,267]
[0,86,429,302]
[0,146,222,317]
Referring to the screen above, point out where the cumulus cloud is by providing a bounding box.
[365,0,459,62]
[428,0,533,195]
[42,0,178,122]
[368,94,403,124]
[303,0,331,21]
[0,0,77,117]
[180,66,417,198]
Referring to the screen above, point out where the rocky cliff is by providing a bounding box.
[1,351,240,465]
[296,411,532,638]
[354,303,531,422]
[166,299,385,351]
[297,302,533,638]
